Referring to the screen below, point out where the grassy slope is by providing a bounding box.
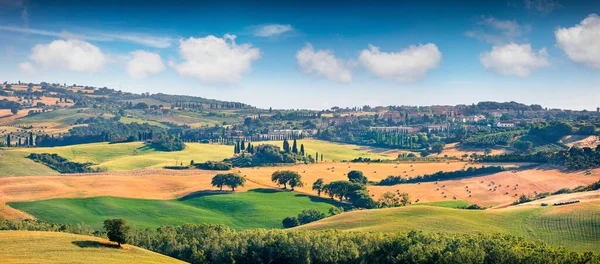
[298,201,600,253]
[8,189,345,231]
[0,150,59,176]
[10,108,97,127]
[0,231,185,264]
[262,139,397,161]
[4,139,404,174]
[9,142,234,171]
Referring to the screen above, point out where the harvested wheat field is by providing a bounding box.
[562,135,600,149]
[238,161,509,195]
[0,169,268,204]
[0,108,41,122]
[369,166,600,207]
[0,96,74,107]
[434,142,510,158]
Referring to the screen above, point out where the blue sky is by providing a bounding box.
[0,0,599,110]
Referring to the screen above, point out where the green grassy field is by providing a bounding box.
[263,139,398,161]
[298,201,600,253]
[8,142,234,172]
[0,231,185,264]
[8,189,345,230]
[0,150,59,176]
[3,139,403,174]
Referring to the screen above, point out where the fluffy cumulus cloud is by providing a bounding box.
[479,43,549,77]
[358,44,441,82]
[555,14,600,69]
[465,16,530,45]
[126,50,165,78]
[296,44,352,83]
[18,61,36,74]
[253,24,293,37]
[170,34,260,84]
[29,39,106,73]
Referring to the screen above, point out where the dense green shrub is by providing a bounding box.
[378,166,505,185]
[194,161,232,170]
[26,153,103,173]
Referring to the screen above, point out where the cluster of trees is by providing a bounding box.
[271,170,304,190]
[3,132,35,147]
[281,209,326,228]
[4,219,596,264]
[529,121,574,142]
[313,171,378,209]
[233,140,255,155]
[282,139,305,155]
[318,127,438,150]
[26,153,103,173]
[461,130,525,147]
[480,146,600,170]
[0,99,20,114]
[36,116,165,147]
[149,135,185,151]
[378,166,505,185]
[211,173,246,191]
[378,191,411,207]
[226,144,312,167]
[194,161,232,170]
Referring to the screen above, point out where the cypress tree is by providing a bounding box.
[6,134,10,147]
[316,152,319,163]
[300,144,305,156]
[29,132,34,146]
[241,140,245,151]
[292,139,298,154]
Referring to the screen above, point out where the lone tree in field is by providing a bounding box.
[347,170,367,185]
[103,218,130,247]
[225,173,246,191]
[213,173,245,191]
[211,174,228,191]
[271,170,304,190]
[300,144,305,156]
[312,178,324,196]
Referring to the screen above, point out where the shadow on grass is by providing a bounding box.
[178,190,231,201]
[72,240,120,249]
[249,188,282,194]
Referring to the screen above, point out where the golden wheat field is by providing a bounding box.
[369,166,600,207]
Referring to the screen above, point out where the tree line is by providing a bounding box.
[378,166,505,186]
[1,218,597,264]
[27,153,104,173]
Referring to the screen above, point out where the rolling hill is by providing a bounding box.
[0,231,185,264]
[297,200,600,253]
[8,189,346,231]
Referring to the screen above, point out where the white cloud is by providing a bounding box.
[29,39,106,73]
[358,43,441,82]
[18,61,36,74]
[555,14,600,69]
[479,43,549,77]
[0,25,172,48]
[296,44,352,83]
[170,34,260,84]
[465,16,530,45]
[253,24,293,37]
[523,0,561,14]
[127,50,165,78]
